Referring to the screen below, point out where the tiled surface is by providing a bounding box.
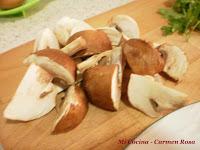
[0,0,131,53]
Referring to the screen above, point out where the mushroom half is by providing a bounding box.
[4,64,62,121]
[128,74,188,117]
[52,85,88,133]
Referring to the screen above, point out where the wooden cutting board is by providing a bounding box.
[1,0,200,149]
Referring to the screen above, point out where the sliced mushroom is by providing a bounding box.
[108,15,140,39]
[77,50,112,73]
[123,39,165,75]
[158,43,188,81]
[128,74,187,117]
[34,28,60,51]
[24,49,76,84]
[97,27,122,46]
[82,64,121,111]
[54,17,93,46]
[67,30,112,57]
[3,64,62,121]
[52,85,88,133]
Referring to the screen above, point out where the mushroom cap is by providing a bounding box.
[123,39,165,75]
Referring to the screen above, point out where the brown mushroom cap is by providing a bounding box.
[82,64,120,111]
[53,86,88,133]
[123,39,165,75]
[24,49,76,84]
[67,30,112,57]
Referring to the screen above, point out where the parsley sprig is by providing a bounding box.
[159,0,200,37]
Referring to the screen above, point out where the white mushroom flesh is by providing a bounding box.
[109,15,140,39]
[111,66,121,110]
[4,64,62,121]
[159,44,188,81]
[128,74,187,117]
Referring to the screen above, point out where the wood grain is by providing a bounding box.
[1,0,200,149]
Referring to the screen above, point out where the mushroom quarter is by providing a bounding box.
[53,86,88,133]
[67,30,112,57]
[24,49,76,84]
[82,64,121,111]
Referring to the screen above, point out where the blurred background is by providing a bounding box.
[0,0,131,53]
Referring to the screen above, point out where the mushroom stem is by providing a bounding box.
[77,50,112,73]
[61,37,87,56]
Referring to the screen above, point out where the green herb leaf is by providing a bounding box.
[159,0,200,37]
[161,26,173,35]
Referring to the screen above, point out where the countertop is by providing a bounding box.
[0,0,131,53]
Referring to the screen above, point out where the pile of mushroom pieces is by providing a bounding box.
[4,15,188,133]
